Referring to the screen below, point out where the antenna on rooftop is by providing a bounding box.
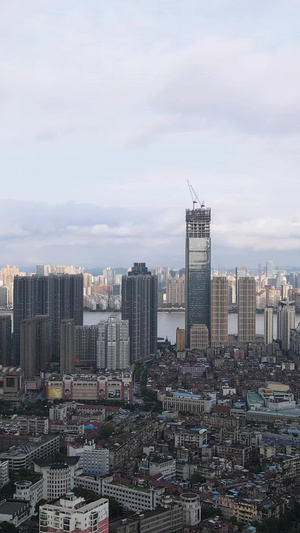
[187,180,205,210]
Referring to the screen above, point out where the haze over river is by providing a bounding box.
[84,311,300,344]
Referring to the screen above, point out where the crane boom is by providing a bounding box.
[187,180,205,210]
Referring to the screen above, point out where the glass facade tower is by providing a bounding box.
[122,263,157,363]
[185,206,211,348]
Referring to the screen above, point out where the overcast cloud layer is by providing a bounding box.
[1,1,300,268]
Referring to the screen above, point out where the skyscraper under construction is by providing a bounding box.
[185,188,211,348]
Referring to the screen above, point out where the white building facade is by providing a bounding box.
[40,492,109,533]
[97,315,130,370]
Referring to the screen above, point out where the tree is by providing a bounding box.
[35,499,47,515]
[97,425,114,441]
[201,506,222,520]
[74,487,99,502]
[0,523,18,533]
[191,471,206,484]
[107,496,130,519]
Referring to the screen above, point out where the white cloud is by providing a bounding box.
[0,200,298,268]
[0,2,300,267]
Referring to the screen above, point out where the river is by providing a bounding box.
[84,310,300,344]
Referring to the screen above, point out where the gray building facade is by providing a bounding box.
[75,325,98,368]
[185,206,211,347]
[0,315,12,366]
[60,318,75,374]
[121,263,157,363]
[13,274,83,364]
[20,315,50,379]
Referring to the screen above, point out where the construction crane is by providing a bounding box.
[187,180,205,210]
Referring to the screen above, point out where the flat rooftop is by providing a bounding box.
[0,499,29,515]
[248,393,263,404]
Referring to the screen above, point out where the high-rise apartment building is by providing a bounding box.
[190,324,209,351]
[235,267,247,302]
[13,276,38,364]
[238,277,256,343]
[176,328,185,351]
[185,205,211,347]
[0,315,12,366]
[103,267,116,285]
[264,306,274,344]
[122,263,157,363]
[266,260,274,279]
[277,299,295,352]
[97,315,130,370]
[154,266,170,287]
[20,315,50,379]
[166,274,185,306]
[13,274,83,363]
[75,325,98,367]
[60,319,75,374]
[211,277,228,346]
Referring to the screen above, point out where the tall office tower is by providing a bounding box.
[235,267,247,302]
[75,325,98,367]
[266,260,274,279]
[166,274,185,306]
[0,315,12,366]
[238,277,256,343]
[190,324,209,350]
[185,204,211,347]
[14,274,83,363]
[97,315,130,370]
[277,299,295,352]
[122,263,157,363]
[264,306,274,344]
[20,315,50,379]
[60,319,75,374]
[211,277,228,346]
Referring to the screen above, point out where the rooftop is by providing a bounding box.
[0,499,30,516]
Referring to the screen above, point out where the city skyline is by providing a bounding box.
[1,2,300,267]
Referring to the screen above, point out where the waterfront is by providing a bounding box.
[84,310,300,344]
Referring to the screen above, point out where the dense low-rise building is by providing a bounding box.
[46,371,133,402]
[159,391,215,414]
[0,435,60,471]
[75,475,165,512]
[13,479,43,515]
[149,454,176,480]
[34,457,79,501]
[0,499,31,527]
[0,460,9,489]
[39,492,109,533]
[19,416,49,435]
[110,504,183,533]
[0,366,24,400]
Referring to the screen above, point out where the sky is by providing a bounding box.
[1,0,300,269]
